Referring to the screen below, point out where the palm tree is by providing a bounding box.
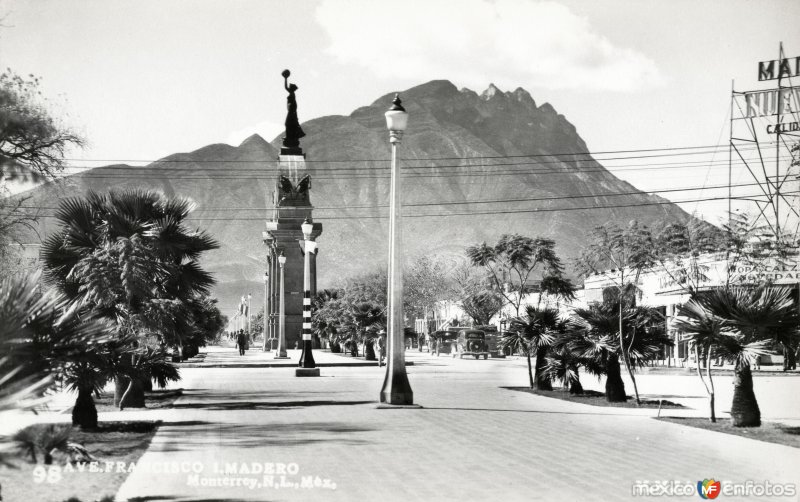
[545,327,605,394]
[691,286,797,427]
[572,301,669,403]
[673,300,726,422]
[572,302,627,401]
[41,189,217,407]
[0,272,111,431]
[350,301,385,361]
[499,326,538,389]
[503,307,566,390]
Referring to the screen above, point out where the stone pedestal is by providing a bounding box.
[264,154,322,350]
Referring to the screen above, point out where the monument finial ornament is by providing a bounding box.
[281,69,306,151]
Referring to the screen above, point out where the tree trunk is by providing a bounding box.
[119,378,146,410]
[731,361,760,427]
[569,371,584,395]
[534,347,552,391]
[526,351,534,389]
[782,343,796,371]
[605,353,628,402]
[142,373,153,392]
[364,339,377,360]
[72,387,98,429]
[695,345,716,423]
[619,301,641,404]
[114,375,129,407]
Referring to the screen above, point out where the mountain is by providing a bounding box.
[19,80,691,314]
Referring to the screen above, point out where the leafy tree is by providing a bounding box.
[0,70,83,181]
[651,218,723,297]
[575,220,655,404]
[405,256,452,320]
[461,290,504,326]
[467,234,574,317]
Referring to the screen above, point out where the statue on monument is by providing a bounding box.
[281,69,306,149]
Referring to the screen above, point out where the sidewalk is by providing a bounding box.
[178,344,399,368]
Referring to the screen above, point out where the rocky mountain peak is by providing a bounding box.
[480,83,502,100]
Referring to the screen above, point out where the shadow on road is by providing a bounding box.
[172,399,373,410]
[422,406,656,418]
[152,421,375,451]
[130,497,267,502]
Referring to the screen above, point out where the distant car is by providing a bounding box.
[431,329,459,356]
[457,329,489,360]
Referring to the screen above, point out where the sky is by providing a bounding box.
[1,0,799,225]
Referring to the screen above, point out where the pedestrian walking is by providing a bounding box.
[236,329,247,356]
[378,331,386,367]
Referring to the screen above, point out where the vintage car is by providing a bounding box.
[431,329,460,356]
[430,328,493,359]
[457,329,489,359]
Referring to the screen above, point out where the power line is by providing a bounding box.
[39,153,792,183]
[10,180,769,213]
[16,190,796,222]
[60,142,751,164]
[56,145,782,174]
[175,191,799,221]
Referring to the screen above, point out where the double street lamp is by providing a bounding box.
[379,94,415,406]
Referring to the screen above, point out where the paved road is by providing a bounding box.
[112,348,800,502]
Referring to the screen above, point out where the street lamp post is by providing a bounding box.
[268,270,272,352]
[247,293,252,340]
[262,231,274,351]
[379,94,416,406]
[297,218,320,376]
[276,252,289,359]
[298,219,318,367]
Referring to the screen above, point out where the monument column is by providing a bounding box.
[264,69,323,354]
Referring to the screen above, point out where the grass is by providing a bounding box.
[0,421,159,502]
[94,388,183,412]
[657,417,800,449]
[505,387,686,409]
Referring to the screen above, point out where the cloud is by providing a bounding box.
[226,120,283,146]
[315,0,662,92]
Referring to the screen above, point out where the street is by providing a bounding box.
[110,347,800,501]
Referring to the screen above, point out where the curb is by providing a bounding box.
[176,361,415,368]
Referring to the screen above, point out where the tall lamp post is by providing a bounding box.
[262,231,274,351]
[297,218,320,376]
[379,94,416,406]
[247,293,252,340]
[268,270,272,352]
[276,252,289,359]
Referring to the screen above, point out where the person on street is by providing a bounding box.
[236,329,247,356]
[378,331,386,367]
